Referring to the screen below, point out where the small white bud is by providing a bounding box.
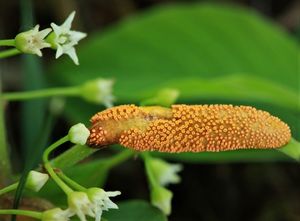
[68,123,90,145]
[41,208,71,221]
[26,170,49,192]
[150,186,173,216]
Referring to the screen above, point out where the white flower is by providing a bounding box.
[41,208,71,221]
[87,187,121,221]
[80,78,115,107]
[149,158,183,186]
[48,11,87,65]
[68,191,95,221]
[68,123,90,145]
[150,186,173,216]
[26,170,49,192]
[15,25,51,56]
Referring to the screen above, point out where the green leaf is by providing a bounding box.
[52,145,98,169]
[152,138,300,163]
[278,138,300,161]
[62,158,110,188]
[150,75,299,112]
[50,4,300,161]
[103,200,167,221]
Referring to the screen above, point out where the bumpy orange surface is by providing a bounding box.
[87,104,291,152]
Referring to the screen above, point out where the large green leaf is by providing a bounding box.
[50,4,299,161]
[103,200,167,221]
[133,75,299,111]
[153,139,300,163]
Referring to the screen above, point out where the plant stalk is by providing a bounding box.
[43,136,73,194]
[0,100,11,185]
[0,209,42,219]
[0,49,20,59]
[0,39,15,47]
[2,87,80,101]
[0,183,18,195]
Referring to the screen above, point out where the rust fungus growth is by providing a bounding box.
[87,104,291,152]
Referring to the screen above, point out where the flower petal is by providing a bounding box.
[50,23,62,36]
[62,11,75,30]
[32,25,40,33]
[55,45,64,58]
[106,191,121,197]
[76,211,87,221]
[70,30,87,42]
[38,28,52,38]
[65,47,79,65]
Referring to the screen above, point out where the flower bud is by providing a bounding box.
[26,170,49,192]
[68,123,90,145]
[42,208,71,221]
[150,186,173,216]
[80,78,115,107]
[148,158,182,186]
[141,88,179,107]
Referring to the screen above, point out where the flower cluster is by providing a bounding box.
[14,11,86,65]
[67,188,121,221]
[53,124,121,221]
[36,187,120,221]
[0,123,122,221]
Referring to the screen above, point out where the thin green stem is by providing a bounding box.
[0,100,11,184]
[44,162,73,194]
[42,136,69,163]
[0,183,18,195]
[0,49,21,59]
[57,172,87,191]
[141,152,159,189]
[43,136,73,195]
[1,86,80,101]
[0,209,42,219]
[0,39,15,47]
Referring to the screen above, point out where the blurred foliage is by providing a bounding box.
[50,4,299,163]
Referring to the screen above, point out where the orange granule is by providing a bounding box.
[87,104,291,152]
